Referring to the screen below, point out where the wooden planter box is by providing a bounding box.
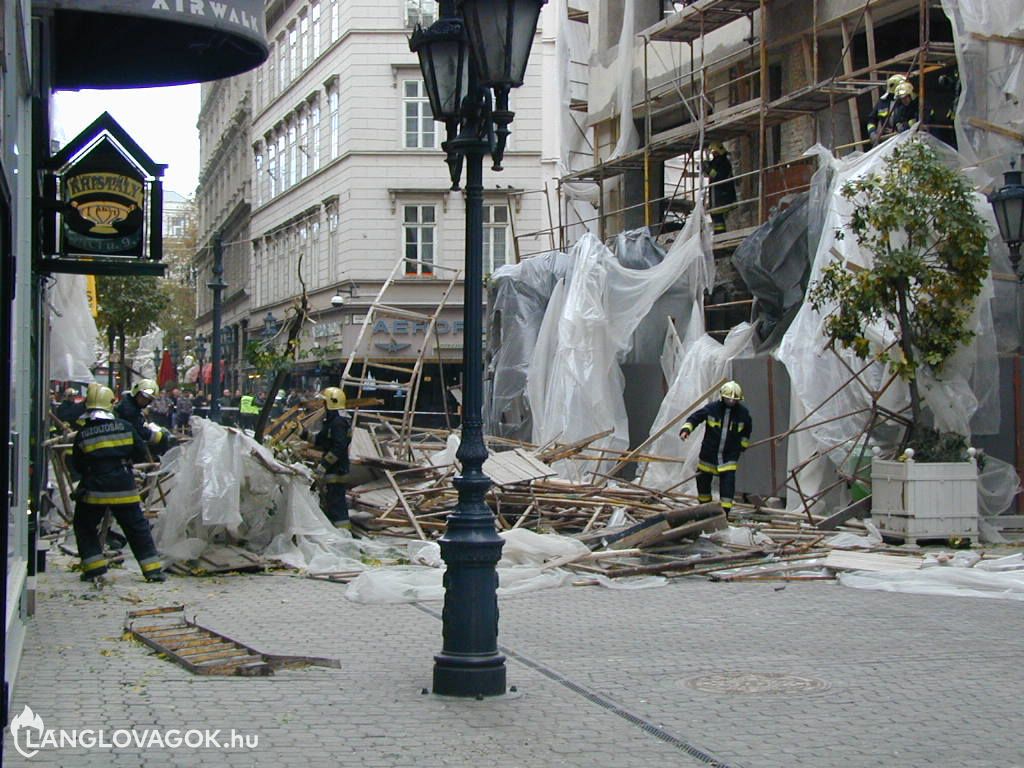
[870,459,978,544]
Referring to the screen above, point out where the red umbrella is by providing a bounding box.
[157,349,176,388]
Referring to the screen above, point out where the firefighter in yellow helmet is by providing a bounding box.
[678,380,753,514]
[703,142,736,234]
[71,384,164,583]
[309,387,352,528]
[866,74,907,144]
[114,378,170,452]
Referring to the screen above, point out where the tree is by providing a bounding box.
[96,275,170,391]
[809,140,989,437]
[159,199,198,363]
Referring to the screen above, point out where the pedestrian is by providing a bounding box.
[866,74,906,145]
[71,384,165,583]
[175,390,193,431]
[239,391,259,430]
[304,387,352,528]
[678,380,752,514]
[704,142,737,234]
[114,378,170,452]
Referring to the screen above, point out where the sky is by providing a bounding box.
[51,84,201,198]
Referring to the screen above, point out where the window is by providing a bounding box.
[267,140,277,198]
[330,0,339,42]
[406,0,437,27]
[298,109,309,179]
[267,43,276,100]
[278,132,288,193]
[299,13,309,71]
[254,146,264,207]
[288,119,298,187]
[255,62,265,111]
[403,204,435,275]
[328,87,339,160]
[289,24,298,84]
[483,204,511,273]
[403,80,436,149]
[311,1,322,60]
[310,99,321,171]
[278,35,288,91]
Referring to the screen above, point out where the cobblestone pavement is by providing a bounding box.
[4,552,1023,767]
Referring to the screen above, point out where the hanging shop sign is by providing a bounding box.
[40,113,166,277]
[38,0,268,88]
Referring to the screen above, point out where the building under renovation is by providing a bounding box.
[484,0,1023,519]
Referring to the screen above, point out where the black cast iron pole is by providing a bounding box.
[432,87,506,698]
[209,233,226,423]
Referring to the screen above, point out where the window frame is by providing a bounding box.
[402,78,436,150]
[402,203,437,276]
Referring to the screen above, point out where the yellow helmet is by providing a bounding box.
[322,387,346,411]
[886,74,907,94]
[131,378,158,400]
[895,81,915,99]
[85,383,116,412]
[709,141,726,155]
[720,380,743,401]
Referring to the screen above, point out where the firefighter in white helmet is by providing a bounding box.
[71,384,165,583]
[678,380,753,514]
[308,387,352,528]
[115,378,171,453]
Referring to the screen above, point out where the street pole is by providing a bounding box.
[107,326,115,389]
[432,107,506,697]
[209,233,226,423]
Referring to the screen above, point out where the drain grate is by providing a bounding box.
[686,671,830,696]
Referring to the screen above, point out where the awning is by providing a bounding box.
[39,1,268,88]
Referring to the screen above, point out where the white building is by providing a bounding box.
[197,0,557,411]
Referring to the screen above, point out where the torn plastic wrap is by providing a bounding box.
[48,273,100,383]
[486,250,572,440]
[838,554,1024,601]
[344,528,665,604]
[154,419,395,573]
[775,133,1005,513]
[526,207,714,481]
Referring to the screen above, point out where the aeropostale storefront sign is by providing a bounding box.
[310,312,466,359]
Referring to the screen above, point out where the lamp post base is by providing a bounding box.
[433,652,506,697]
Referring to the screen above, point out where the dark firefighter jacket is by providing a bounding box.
[71,414,149,506]
[681,400,753,472]
[314,411,352,483]
[114,395,157,443]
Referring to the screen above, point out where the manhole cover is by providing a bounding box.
[685,672,830,695]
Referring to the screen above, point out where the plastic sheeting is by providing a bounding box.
[775,133,1004,513]
[838,552,1024,601]
[154,419,388,573]
[48,273,99,383]
[131,327,164,382]
[526,207,714,481]
[344,528,666,604]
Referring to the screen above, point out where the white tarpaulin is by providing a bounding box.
[839,552,1024,601]
[527,205,713,481]
[48,273,99,383]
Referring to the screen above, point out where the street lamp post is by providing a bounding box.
[208,234,227,422]
[196,334,207,397]
[153,347,162,381]
[411,0,545,698]
[989,156,1024,281]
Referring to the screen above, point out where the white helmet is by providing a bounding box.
[720,381,743,401]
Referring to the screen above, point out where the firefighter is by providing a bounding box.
[71,384,164,583]
[114,378,170,452]
[867,74,906,144]
[307,387,352,528]
[704,142,737,234]
[678,380,753,514]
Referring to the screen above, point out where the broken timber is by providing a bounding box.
[124,605,340,676]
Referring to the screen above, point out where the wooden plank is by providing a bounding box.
[816,496,871,531]
[385,470,428,541]
[822,550,923,572]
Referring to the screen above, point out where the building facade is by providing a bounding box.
[196,0,556,412]
[196,72,254,396]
